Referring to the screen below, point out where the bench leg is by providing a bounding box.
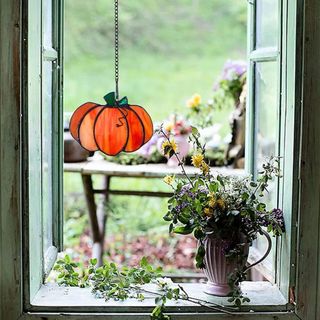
[81,174,110,266]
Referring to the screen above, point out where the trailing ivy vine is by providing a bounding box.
[53,256,238,319]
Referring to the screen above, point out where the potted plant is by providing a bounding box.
[159,126,285,305]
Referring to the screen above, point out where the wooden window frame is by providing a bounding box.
[1,0,319,319]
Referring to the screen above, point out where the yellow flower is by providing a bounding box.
[163,175,175,185]
[216,199,226,211]
[161,139,178,157]
[203,207,213,217]
[187,93,202,109]
[207,192,216,208]
[164,121,174,132]
[192,94,201,105]
[191,153,204,168]
[200,161,210,175]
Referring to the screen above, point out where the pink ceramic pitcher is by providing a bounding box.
[203,229,272,296]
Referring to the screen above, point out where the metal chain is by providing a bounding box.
[114,0,119,101]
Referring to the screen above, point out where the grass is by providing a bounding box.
[63,0,247,255]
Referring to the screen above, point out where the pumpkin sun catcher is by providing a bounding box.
[69,0,153,156]
[69,92,153,156]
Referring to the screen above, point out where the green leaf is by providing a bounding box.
[90,258,98,266]
[194,227,205,240]
[173,225,193,235]
[103,91,116,105]
[140,257,148,268]
[191,126,200,137]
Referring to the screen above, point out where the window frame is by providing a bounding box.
[1,0,319,319]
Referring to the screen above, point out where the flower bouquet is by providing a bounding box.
[158,126,285,305]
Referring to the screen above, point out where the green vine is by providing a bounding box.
[53,256,237,319]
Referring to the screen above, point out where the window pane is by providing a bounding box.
[43,0,53,48]
[42,61,53,253]
[255,61,279,170]
[255,0,278,48]
[253,61,279,273]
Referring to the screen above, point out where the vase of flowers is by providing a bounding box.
[157,115,192,166]
[159,126,285,304]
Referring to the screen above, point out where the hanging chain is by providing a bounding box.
[114,0,119,101]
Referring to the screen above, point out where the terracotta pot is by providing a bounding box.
[64,130,90,163]
[203,230,271,296]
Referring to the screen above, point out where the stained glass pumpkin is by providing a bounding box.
[69,92,153,156]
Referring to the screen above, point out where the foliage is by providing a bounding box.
[53,254,82,287]
[186,61,247,127]
[53,256,238,319]
[158,126,285,304]
[64,0,246,128]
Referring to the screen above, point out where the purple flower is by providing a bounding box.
[213,60,247,91]
[270,208,285,233]
[221,60,247,81]
[136,133,158,157]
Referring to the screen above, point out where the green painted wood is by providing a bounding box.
[277,0,303,300]
[52,0,64,251]
[296,0,320,319]
[26,0,44,301]
[0,0,23,319]
[246,0,281,284]
[245,0,255,173]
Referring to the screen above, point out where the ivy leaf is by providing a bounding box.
[173,225,194,235]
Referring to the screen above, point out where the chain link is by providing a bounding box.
[114,0,119,101]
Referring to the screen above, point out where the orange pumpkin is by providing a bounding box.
[69,92,153,156]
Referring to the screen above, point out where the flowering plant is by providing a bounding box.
[186,60,247,127]
[163,114,192,136]
[158,126,285,304]
[212,60,246,110]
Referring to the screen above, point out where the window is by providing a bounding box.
[27,0,63,299]
[246,0,281,282]
[1,0,319,319]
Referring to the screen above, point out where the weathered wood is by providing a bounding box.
[296,0,320,319]
[31,282,287,313]
[0,0,23,319]
[94,189,173,198]
[23,312,300,320]
[64,158,245,178]
[25,0,44,302]
[94,176,110,266]
[81,175,100,244]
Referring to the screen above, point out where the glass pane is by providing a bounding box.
[255,61,279,172]
[42,60,53,253]
[255,0,278,48]
[253,61,279,273]
[43,0,53,48]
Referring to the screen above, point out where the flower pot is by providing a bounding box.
[64,130,91,163]
[203,230,272,296]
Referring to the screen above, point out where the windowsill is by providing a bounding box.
[30,281,288,313]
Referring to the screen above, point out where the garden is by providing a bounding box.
[62,0,248,274]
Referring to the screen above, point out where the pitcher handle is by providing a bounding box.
[244,229,272,272]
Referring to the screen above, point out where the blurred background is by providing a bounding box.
[63,0,247,273]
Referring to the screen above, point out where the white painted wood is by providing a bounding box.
[31,282,286,312]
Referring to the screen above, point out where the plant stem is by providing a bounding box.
[132,286,238,315]
[160,129,194,187]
